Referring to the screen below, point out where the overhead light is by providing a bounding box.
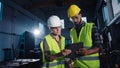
[33,29,40,36]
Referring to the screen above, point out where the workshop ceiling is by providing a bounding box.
[13,0,98,10]
[12,0,98,25]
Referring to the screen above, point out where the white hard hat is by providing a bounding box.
[47,15,61,28]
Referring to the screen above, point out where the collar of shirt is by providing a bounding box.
[75,21,86,30]
[50,33,61,39]
[80,21,86,27]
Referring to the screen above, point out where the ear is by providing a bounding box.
[79,13,82,17]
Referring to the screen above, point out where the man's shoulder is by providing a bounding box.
[85,22,95,26]
[44,34,51,39]
[86,22,94,24]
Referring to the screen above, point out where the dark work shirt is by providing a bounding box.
[75,21,101,48]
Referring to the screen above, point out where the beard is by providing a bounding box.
[74,22,81,28]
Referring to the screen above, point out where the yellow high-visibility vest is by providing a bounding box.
[70,23,100,68]
[40,34,65,68]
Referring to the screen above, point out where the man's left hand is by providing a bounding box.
[76,48,88,56]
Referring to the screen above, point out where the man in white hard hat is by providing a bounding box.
[40,15,71,68]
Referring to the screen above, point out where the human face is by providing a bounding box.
[50,26,61,36]
[71,14,82,24]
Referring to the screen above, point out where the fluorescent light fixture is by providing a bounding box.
[61,19,64,29]
[0,2,3,21]
[82,17,87,23]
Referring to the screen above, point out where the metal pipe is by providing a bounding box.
[107,12,120,26]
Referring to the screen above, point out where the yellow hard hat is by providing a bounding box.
[67,4,81,18]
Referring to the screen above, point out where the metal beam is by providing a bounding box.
[26,0,81,9]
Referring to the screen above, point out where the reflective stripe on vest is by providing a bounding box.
[43,61,65,67]
[84,46,91,49]
[76,46,99,60]
[76,56,99,60]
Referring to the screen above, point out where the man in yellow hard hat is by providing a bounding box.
[40,15,71,68]
[67,4,101,68]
